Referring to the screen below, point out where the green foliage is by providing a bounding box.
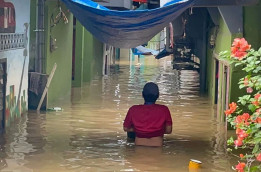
[220,38,261,171]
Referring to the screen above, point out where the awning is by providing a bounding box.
[62,0,195,48]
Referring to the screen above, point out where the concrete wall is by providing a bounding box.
[120,49,130,61]
[0,0,30,126]
[29,1,104,107]
[72,21,104,86]
[44,1,73,106]
[244,1,261,50]
[206,3,261,118]
[206,16,232,104]
[29,0,36,72]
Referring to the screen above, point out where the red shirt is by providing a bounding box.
[123,104,172,138]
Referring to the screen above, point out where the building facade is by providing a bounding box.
[0,0,30,129]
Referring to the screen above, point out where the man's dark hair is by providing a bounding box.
[142,82,159,103]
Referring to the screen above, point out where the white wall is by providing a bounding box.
[0,0,30,120]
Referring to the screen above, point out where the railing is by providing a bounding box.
[0,33,26,52]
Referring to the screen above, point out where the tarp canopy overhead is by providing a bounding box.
[62,0,195,48]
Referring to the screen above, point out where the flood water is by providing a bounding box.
[0,56,235,172]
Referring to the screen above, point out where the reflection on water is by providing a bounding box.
[0,56,233,172]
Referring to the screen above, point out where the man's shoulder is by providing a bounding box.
[155,104,169,109]
[129,104,143,109]
[130,104,169,110]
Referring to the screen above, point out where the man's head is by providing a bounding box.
[142,82,159,103]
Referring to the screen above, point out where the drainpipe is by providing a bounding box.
[35,0,45,73]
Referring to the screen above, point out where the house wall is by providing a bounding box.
[72,20,84,87]
[29,1,104,107]
[44,1,73,106]
[29,0,36,72]
[0,0,30,126]
[206,15,232,104]
[72,22,104,86]
[206,3,261,118]
[244,1,261,50]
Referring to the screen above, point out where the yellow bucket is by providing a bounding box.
[189,159,202,169]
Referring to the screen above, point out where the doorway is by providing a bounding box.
[72,16,76,81]
[214,59,219,104]
[0,59,7,133]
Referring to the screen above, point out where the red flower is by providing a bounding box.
[256,108,261,115]
[236,128,243,135]
[256,117,261,123]
[235,113,250,126]
[238,131,248,139]
[232,38,242,47]
[234,139,243,147]
[235,162,246,172]
[225,102,237,115]
[243,78,248,86]
[233,51,248,60]
[230,102,237,112]
[252,94,261,106]
[239,154,244,158]
[231,38,251,60]
[242,113,250,121]
[254,94,261,100]
[257,153,261,161]
[246,87,253,93]
[235,115,243,124]
[225,110,231,116]
[252,100,259,106]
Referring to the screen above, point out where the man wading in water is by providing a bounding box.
[123,82,173,146]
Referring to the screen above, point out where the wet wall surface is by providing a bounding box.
[0,56,235,172]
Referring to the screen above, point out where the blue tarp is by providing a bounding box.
[132,46,159,56]
[62,0,195,48]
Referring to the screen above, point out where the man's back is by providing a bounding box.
[126,104,172,138]
[123,82,173,146]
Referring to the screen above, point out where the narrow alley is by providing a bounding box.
[0,56,233,172]
[0,0,261,171]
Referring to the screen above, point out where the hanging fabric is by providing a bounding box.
[61,0,195,48]
[133,0,147,3]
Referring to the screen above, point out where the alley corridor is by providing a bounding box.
[0,56,235,172]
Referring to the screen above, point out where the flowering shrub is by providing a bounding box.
[220,38,261,172]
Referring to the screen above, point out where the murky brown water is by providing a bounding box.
[0,56,234,172]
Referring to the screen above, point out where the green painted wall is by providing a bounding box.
[205,6,261,119]
[206,27,216,103]
[206,15,232,104]
[73,23,104,85]
[83,30,94,82]
[83,31,103,83]
[214,17,232,53]
[72,21,84,87]
[29,0,37,72]
[92,37,104,77]
[45,1,73,106]
[206,48,215,102]
[244,1,261,50]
